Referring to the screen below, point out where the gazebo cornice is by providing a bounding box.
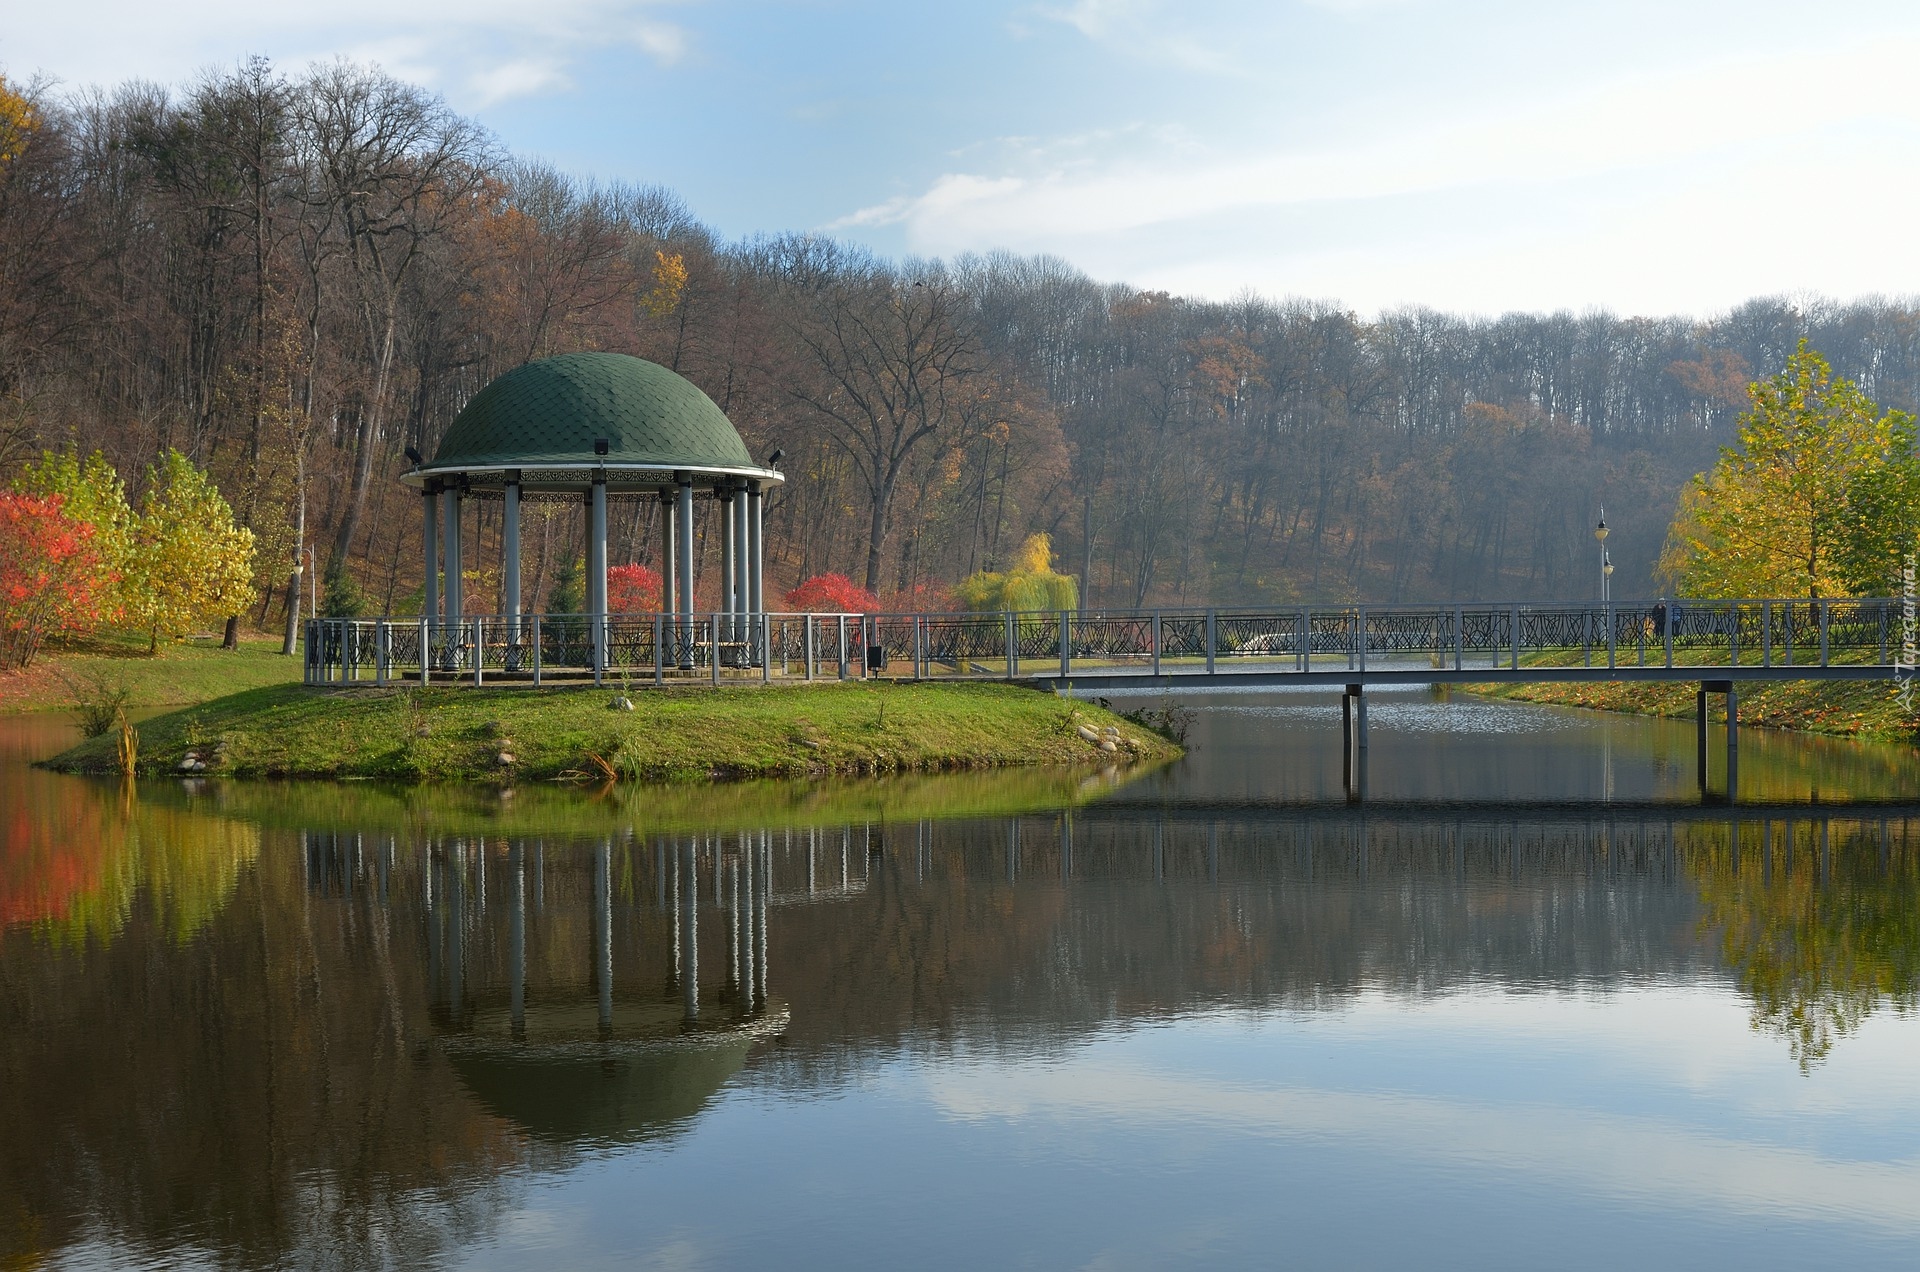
[401,461,785,492]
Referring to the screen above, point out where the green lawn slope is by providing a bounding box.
[45,679,1180,784]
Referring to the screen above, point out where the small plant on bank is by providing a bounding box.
[115,711,137,778]
[59,668,134,738]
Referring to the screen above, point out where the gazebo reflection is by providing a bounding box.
[417,835,784,1149]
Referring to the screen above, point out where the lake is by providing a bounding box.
[4,684,1919,1270]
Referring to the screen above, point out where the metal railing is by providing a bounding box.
[305,598,1903,687]
[305,612,869,686]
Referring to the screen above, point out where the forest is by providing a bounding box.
[8,58,1920,632]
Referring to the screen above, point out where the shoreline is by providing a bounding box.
[1467,676,1918,745]
[41,680,1182,785]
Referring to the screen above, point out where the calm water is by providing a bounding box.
[5,685,1920,1269]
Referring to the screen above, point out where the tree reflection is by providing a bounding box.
[1685,818,1920,1070]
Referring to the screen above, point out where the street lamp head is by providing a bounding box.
[1594,517,1608,542]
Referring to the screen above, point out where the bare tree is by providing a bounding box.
[292,61,490,576]
[771,241,983,594]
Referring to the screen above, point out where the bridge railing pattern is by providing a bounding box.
[306,598,1901,685]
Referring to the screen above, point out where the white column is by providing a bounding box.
[589,476,608,674]
[748,482,764,618]
[733,482,749,623]
[676,475,695,667]
[503,475,522,642]
[422,485,439,622]
[660,491,677,616]
[442,485,462,626]
[719,485,737,644]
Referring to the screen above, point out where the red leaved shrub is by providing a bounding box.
[608,563,662,613]
[783,573,879,613]
[0,492,107,669]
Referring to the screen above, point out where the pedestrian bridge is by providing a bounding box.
[307,597,1906,801]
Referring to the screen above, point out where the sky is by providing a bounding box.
[12,0,1920,318]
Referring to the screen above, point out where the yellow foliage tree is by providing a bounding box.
[643,250,688,319]
[122,451,257,652]
[1660,340,1912,598]
[954,533,1079,613]
[0,73,39,167]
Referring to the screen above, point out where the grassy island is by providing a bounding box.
[43,679,1181,784]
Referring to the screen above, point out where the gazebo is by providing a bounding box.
[402,352,783,674]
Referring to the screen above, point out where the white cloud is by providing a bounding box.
[6,0,689,109]
[931,1063,1920,1231]
[925,989,1920,1231]
[838,34,1920,315]
[466,57,574,109]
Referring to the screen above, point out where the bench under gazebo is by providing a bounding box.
[406,351,784,679]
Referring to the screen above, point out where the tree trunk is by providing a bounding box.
[222,615,239,650]
[863,465,900,596]
[281,568,302,655]
[329,312,397,574]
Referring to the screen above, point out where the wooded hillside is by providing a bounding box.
[7,60,1920,620]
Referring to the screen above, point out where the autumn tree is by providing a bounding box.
[607,562,661,613]
[783,574,879,613]
[0,493,104,668]
[13,448,135,621]
[1661,341,1914,598]
[954,533,1078,613]
[122,450,257,651]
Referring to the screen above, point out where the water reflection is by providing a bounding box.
[5,698,1920,1268]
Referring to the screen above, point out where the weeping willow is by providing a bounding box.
[953,533,1078,614]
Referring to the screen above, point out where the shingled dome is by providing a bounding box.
[404,352,776,491]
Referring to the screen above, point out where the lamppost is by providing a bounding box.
[1594,513,1610,604]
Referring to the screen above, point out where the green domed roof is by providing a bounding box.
[426,353,754,473]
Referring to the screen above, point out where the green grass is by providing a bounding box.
[0,631,302,715]
[44,679,1180,784]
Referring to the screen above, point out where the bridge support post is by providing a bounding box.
[1727,683,1738,799]
[1698,679,1736,798]
[1343,682,1368,800]
[1343,682,1369,751]
[1341,690,1352,791]
[1696,688,1708,792]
